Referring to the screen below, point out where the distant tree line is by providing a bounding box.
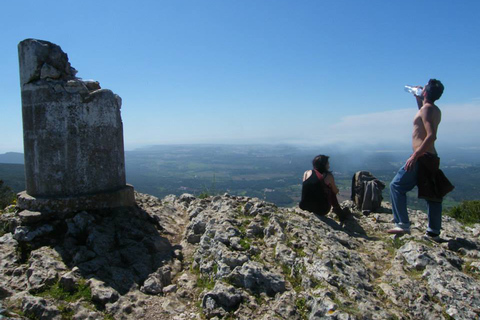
[0,180,16,210]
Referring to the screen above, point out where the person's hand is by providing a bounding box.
[405,154,418,171]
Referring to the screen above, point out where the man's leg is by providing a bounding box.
[426,200,442,234]
[389,165,418,231]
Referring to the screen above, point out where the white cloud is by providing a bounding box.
[304,102,480,148]
[122,101,480,150]
[437,102,480,146]
[327,108,413,143]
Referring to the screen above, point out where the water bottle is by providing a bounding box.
[404,85,423,97]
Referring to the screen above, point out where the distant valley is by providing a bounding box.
[1,145,479,210]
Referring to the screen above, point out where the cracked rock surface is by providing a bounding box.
[0,192,479,319]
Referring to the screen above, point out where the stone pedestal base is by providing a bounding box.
[17,185,135,213]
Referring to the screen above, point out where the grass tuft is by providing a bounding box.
[196,276,215,291]
[37,279,92,303]
[295,297,308,320]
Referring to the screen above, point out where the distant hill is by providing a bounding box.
[0,163,25,192]
[0,152,24,164]
[0,145,478,208]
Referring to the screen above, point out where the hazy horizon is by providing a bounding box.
[1,142,480,167]
[2,142,478,210]
[1,1,479,154]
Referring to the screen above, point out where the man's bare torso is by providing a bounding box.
[412,103,442,154]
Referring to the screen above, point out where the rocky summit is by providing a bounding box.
[1,192,479,320]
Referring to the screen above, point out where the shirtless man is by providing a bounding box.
[387,79,445,240]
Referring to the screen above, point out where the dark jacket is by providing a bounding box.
[417,153,454,202]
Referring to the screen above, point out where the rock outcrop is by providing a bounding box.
[1,193,479,319]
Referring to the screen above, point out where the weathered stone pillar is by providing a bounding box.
[17,39,134,212]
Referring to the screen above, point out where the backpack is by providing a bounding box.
[351,171,385,213]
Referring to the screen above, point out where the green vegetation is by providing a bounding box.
[295,297,308,320]
[16,241,33,264]
[384,237,407,256]
[30,279,93,320]
[0,220,8,237]
[0,164,25,193]
[330,291,361,317]
[57,304,75,319]
[0,180,16,210]
[404,267,425,280]
[190,262,201,278]
[446,201,480,225]
[239,238,251,250]
[281,264,305,293]
[36,279,92,303]
[197,174,218,199]
[198,192,210,199]
[196,276,215,291]
[464,261,480,280]
[3,146,480,210]
[285,232,307,258]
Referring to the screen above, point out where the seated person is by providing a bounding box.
[299,155,347,220]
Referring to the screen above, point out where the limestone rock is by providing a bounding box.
[17,210,45,224]
[18,39,76,86]
[14,224,54,242]
[140,266,172,295]
[59,268,81,293]
[202,282,244,317]
[40,63,62,79]
[21,295,61,320]
[88,278,119,305]
[271,291,301,319]
[1,192,479,320]
[229,261,286,296]
[26,247,68,292]
[83,80,101,91]
[70,302,103,320]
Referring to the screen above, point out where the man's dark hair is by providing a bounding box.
[424,79,444,102]
[312,155,329,173]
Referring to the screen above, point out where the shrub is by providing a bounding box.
[0,180,16,210]
[446,201,480,225]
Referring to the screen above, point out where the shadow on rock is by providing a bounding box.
[447,237,479,253]
[341,213,369,238]
[313,214,344,231]
[55,205,174,296]
[313,211,368,239]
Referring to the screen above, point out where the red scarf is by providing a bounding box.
[313,169,324,181]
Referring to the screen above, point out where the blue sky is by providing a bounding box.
[1,0,479,153]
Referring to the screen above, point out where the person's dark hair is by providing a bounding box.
[424,79,444,102]
[312,155,330,173]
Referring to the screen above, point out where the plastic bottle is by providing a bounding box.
[404,85,423,97]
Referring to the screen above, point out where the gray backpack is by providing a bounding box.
[351,171,385,214]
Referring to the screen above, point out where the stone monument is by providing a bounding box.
[16,39,135,212]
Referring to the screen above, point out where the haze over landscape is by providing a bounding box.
[1,144,479,212]
[1,0,480,154]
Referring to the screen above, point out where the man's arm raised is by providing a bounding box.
[415,95,423,109]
